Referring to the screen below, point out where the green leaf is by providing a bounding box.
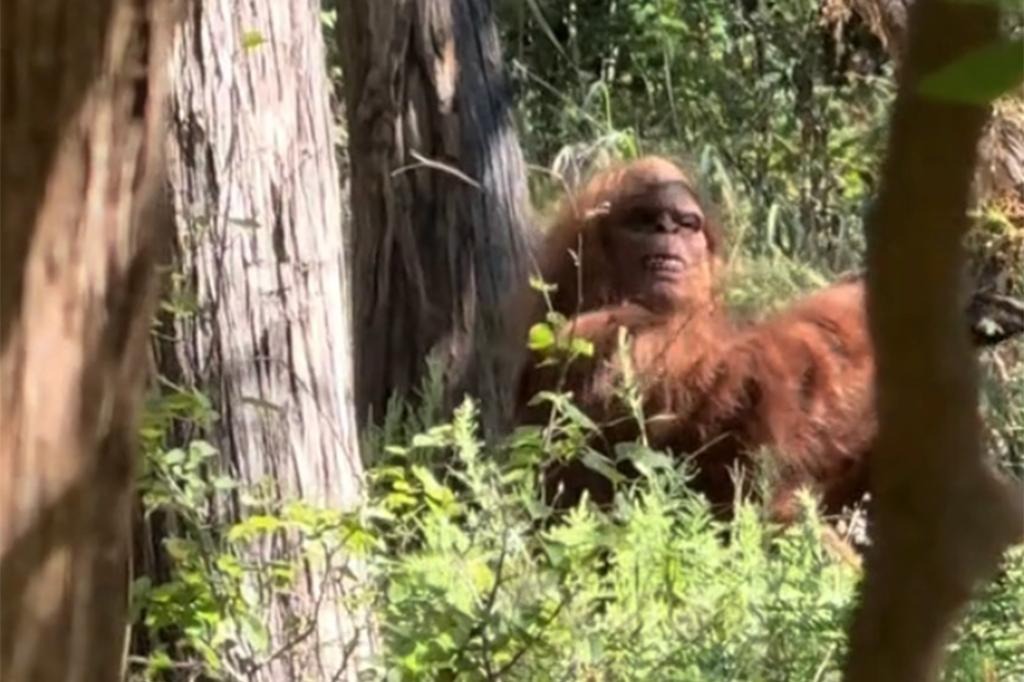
[617,443,675,478]
[384,492,418,510]
[411,465,449,502]
[556,398,600,434]
[240,612,270,652]
[130,576,152,600]
[529,275,557,293]
[919,39,1024,105]
[528,322,556,350]
[569,336,595,358]
[164,537,194,561]
[410,430,447,449]
[270,562,296,588]
[215,554,244,579]
[364,506,397,523]
[212,475,237,491]
[162,448,186,466]
[241,30,266,51]
[282,500,319,527]
[128,577,152,622]
[146,650,174,674]
[581,449,627,485]
[189,440,219,459]
[227,514,283,542]
[545,311,568,328]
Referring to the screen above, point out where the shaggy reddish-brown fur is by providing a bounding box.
[517,156,877,521]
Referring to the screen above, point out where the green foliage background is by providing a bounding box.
[502,0,892,272]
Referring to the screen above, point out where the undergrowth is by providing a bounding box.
[130,360,1024,681]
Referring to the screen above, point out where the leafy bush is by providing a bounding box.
[364,397,858,681]
[132,376,1024,681]
[361,386,1024,681]
[130,385,374,680]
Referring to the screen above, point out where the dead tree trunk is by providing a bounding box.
[0,2,176,681]
[842,0,1024,679]
[158,1,373,678]
[339,0,535,433]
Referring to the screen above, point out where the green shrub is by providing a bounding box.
[358,392,1024,681]
[132,378,1024,681]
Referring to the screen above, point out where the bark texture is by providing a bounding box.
[0,2,176,681]
[158,1,373,678]
[842,0,1024,680]
[340,0,535,433]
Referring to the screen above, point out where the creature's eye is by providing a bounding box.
[616,206,702,233]
[621,207,658,226]
[675,211,703,231]
[630,206,655,223]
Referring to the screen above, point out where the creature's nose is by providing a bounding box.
[653,213,677,233]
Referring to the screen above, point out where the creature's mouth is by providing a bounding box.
[642,254,684,274]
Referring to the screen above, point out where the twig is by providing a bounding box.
[813,643,838,682]
[453,525,510,679]
[255,544,338,671]
[391,150,482,189]
[494,588,574,678]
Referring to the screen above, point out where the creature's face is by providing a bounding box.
[601,180,712,311]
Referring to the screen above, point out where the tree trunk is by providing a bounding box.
[339,0,535,434]
[842,0,1024,679]
[0,2,176,681]
[157,1,373,679]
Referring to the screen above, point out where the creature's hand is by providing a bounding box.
[559,303,657,347]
